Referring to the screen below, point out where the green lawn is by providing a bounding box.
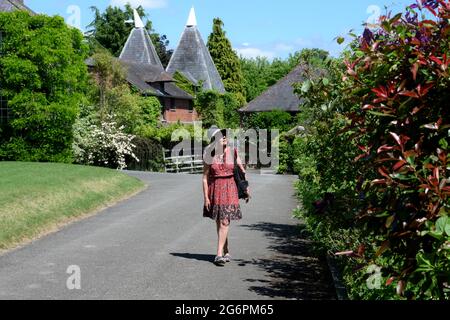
[0,162,146,251]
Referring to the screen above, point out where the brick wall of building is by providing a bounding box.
[163,98,199,123]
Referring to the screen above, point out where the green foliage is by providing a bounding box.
[240,49,328,102]
[88,49,162,135]
[0,11,89,162]
[244,110,294,132]
[293,1,450,300]
[125,136,165,172]
[193,89,244,129]
[138,122,198,149]
[221,92,243,128]
[195,90,225,129]
[207,18,245,96]
[173,71,199,97]
[87,4,173,66]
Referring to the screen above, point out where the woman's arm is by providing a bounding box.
[203,164,211,210]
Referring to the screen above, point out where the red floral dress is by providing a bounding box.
[203,147,242,222]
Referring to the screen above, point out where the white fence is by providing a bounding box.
[163,149,204,174]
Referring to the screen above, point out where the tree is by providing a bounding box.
[195,91,225,129]
[88,49,162,134]
[207,18,245,97]
[87,4,173,67]
[0,11,89,162]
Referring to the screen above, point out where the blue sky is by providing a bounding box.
[27,0,414,59]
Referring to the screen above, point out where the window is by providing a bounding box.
[170,98,176,111]
[188,101,194,113]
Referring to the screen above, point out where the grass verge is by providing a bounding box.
[0,162,146,252]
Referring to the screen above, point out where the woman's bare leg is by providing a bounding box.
[216,219,229,256]
[223,238,229,255]
[216,218,230,257]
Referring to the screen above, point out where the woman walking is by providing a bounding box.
[203,128,249,266]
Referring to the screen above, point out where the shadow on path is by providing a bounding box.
[237,222,336,300]
[170,253,216,264]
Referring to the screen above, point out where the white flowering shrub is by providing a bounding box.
[73,114,139,170]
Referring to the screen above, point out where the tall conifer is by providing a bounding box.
[207,18,245,97]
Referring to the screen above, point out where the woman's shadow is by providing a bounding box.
[170,253,215,263]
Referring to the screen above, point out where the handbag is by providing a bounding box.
[233,148,249,200]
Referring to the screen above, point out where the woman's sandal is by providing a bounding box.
[223,254,231,263]
[214,256,226,266]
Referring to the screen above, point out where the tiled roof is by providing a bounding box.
[119,27,164,70]
[123,62,193,100]
[0,0,34,14]
[87,13,194,102]
[166,25,225,93]
[86,58,193,100]
[239,64,307,113]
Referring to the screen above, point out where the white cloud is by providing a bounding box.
[274,43,294,52]
[242,42,250,47]
[109,0,168,9]
[235,47,276,60]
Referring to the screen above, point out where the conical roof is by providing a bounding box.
[0,0,35,14]
[166,8,225,93]
[119,10,164,70]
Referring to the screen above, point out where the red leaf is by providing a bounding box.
[438,149,447,163]
[434,167,440,184]
[334,251,355,256]
[430,55,443,65]
[372,86,388,99]
[358,145,368,152]
[378,145,398,153]
[411,38,421,46]
[390,132,402,146]
[378,167,391,179]
[357,245,366,257]
[354,153,368,162]
[362,104,375,110]
[393,160,407,171]
[411,105,425,115]
[386,277,395,286]
[372,179,387,185]
[398,90,419,99]
[425,6,438,16]
[397,281,406,296]
[417,83,434,96]
[411,62,419,81]
[376,240,390,257]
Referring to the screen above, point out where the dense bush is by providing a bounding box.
[125,136,165,172]
[0,11,89,162]
[88,49,162,135]
[73,114,138,170]
[243,110,295,132]
[293,0,450,300]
